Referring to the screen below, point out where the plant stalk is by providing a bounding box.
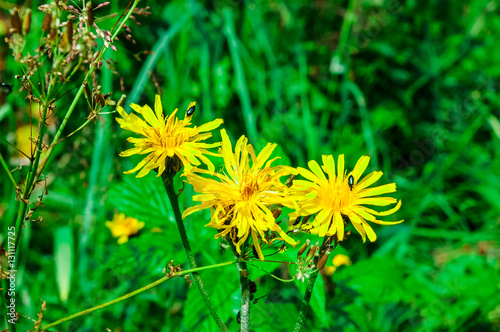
[236,258,250,332]
[293,270,319,332]
[41,260,236,331]
[163,175,229,332]
[0,152,16,187]
[34,0,141,183]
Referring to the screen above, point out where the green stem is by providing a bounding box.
[0,152,16,187]
[293,270,319,332]
[237,259,250,332]
[13,101,48,252]
[34,0,141,185]
[41,260,236,331]
[13,202,27,250]
[24,102,48,197]
[249,263,296,283]
[163,176,229,332]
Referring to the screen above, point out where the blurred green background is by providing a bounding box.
[1,0,500,331]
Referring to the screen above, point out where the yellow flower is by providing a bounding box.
[116,95,223,178]
[15,125,33,158]
[182,129,298,260]
[324,254,352,276]
[105,213,145,244]
[287,155,403,242]
[332,253,352,267]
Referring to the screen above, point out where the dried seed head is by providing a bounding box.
[306,244,318,261]
[11,10,22,35]
[272,206,282,219]
[83,82,91,100]
[316,252,330,270]
[86,2,94,27]
[66,18,73,43]
[297,239,310,257]
[49,27,57,41]
[23,9,32,34]
[97,93,105,107]
[42,12,52,32]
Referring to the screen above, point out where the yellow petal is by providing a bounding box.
[321,155,336,182]
[252,231,265,261]
[334,211,344,241]
[358,200,402,217]
[357,183,396,198]
[361,220,377,242]
[308,160,328,185]
[350,155,370,181]
[154,94,164,120]
[356,171,383,190]
[196,118,224,133]
[337,154,345,185]
[298,167,324,185]
[370,219,404,225]
[355,197,397,206]
[351,220,366,242]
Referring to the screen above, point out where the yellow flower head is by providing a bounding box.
[105,213,145,244]
[183,129,298,260]
[116,95,223,178]
[324,254,352,276]
[15,125,33,158]
[332,253,352,267]
[288,154,403,242]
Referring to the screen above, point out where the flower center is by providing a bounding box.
[239,176,259,201]
[154,123,190,150]
[321,180,353,211]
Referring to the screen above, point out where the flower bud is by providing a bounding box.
[11,10,22,35]
[42,12,52,32]
[306,245,317,262]
[86,2,94,27]
[272,206,282,219]
[316,252,330,270]
[23,10,31,34]
[83,82,91,100]
[66,18,73,43]
[297,239,310,257]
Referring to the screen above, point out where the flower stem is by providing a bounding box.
[293,270,319,332]
[163,176,229,332]
[0,152,16,187]
[41,260,236,331]
[236,258,250,332]
[34,0,141,183]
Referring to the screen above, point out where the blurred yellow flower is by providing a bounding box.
[332,253,352,267]
[324,254,352,276]
[105,213,145,244]
[116,95,223,178]
[183,129,298,260]
[15,125,33,158]
[287,155,403,242]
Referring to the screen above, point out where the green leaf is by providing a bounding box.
[54,225,74,303]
